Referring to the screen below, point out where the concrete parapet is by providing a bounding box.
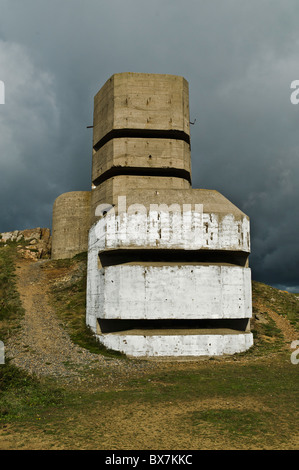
[89,189,250,253]
[92,187,248,217]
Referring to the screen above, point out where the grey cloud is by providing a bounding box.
[0,0,299,291]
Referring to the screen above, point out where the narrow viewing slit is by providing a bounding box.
[98,249,249,267]
[97,318,250,334]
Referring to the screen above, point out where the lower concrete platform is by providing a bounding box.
[95,330,253,357]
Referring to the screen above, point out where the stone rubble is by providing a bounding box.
[0,227,51,260]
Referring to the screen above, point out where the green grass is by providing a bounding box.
[122,359,298,401]
[190,408,270,433]
[188,408,272,444]
[4,357,297,449]
[249,315,285,356]
[0,361,65,423]
[0,244,298,449]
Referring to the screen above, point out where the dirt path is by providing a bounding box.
[6,258,156,387]
[7,259,101,381]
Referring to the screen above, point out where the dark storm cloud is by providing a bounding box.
[0,0,299,291]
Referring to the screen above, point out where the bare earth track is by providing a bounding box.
[6,258,158,388]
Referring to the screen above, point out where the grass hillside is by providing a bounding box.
[0,242,298,450]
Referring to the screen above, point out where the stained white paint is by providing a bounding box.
[87,264,252,321]
[92,209,250,252]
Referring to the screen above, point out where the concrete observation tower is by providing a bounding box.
[52,73,253,357]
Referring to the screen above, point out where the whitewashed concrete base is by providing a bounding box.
[87,263,252,322]
[96,332,253,357]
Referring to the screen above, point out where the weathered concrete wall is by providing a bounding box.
[93,73,190,148]
[88,263,251,321]
[97,332,253,357]
[51,191,91,259]
[92,138,191,185]
[90,175,191,226]
[112,188,248,215]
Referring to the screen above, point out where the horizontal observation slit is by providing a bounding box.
[92,166,191,187]
[97,318,250,334]
[98,249,249,267]
[93,128,190,152]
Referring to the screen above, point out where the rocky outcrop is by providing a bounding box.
[0,227,51,260]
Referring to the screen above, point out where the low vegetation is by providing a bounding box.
[0,244,64,423]
[0,243,298,449]
[252,280,299,332]
[0,244,24,335]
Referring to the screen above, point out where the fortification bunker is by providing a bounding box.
[52,72,253,357]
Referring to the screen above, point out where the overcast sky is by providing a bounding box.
[0,0,299,292]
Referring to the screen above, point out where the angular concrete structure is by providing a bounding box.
[85,72,253,357]
[92,73,190,147]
